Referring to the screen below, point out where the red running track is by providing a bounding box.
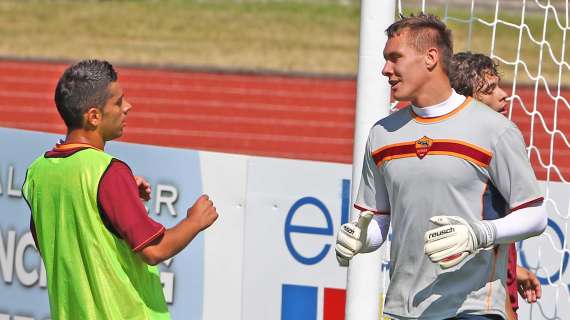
[0,59,568,182]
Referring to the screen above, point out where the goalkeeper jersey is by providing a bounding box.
[355,93,542,319]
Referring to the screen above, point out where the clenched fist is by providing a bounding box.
[187,194,219,231]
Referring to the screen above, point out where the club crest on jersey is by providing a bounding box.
[415,136,433,159]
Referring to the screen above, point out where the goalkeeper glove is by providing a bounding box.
[424,216,496,269]
[335,211,374,267]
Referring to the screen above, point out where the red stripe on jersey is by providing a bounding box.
[353,204,390,215]
[372,143,415,165]
[511,197,544,212]
[430,141,492,167]
[372,139,492,167]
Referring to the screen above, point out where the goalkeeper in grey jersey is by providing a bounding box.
[335,13,547,320]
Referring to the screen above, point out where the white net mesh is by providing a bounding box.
[383,1,570,318]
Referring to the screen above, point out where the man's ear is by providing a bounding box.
[84,107,102,129]
[425,47,439,71]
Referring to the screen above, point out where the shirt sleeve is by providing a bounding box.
[488,124,543,211]
[98,160,165,251]
[354,135,390,214]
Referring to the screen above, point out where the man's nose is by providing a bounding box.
[124,100,133,112]
[497,87,508,101]
[381,62,392,77]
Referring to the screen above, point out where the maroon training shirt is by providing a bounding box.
[30,144,165,253]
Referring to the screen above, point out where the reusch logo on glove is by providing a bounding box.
[415,136,433,159]
[428,226,455,239]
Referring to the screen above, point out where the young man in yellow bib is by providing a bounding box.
[23,60,218,319]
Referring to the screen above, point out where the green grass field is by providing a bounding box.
[0,0,567,85]
[0,0,361,75]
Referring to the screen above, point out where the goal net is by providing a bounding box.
[382,1,570,318]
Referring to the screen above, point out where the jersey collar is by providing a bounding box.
[53,142,101,151]
[411,90,469,122]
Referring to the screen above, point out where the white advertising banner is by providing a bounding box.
[242,157,352,320]
[0,128,357,320]
[199,152,248,320]
[3,127,567,320]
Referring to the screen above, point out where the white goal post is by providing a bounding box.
[346,1,394,319]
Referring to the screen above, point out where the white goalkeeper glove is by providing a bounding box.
[335,211,374,267]
[424,216,496,269]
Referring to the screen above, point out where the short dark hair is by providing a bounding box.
[54,59,118,129]
[449,52,500,97]
[386,13,453,75]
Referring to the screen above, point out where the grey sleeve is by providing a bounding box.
[354,137,390,213]
[488,125,543,210]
